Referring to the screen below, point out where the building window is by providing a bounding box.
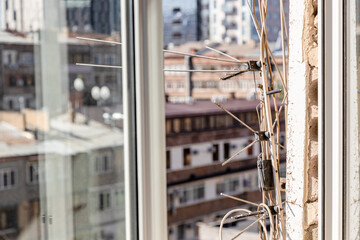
[247,139,253,155]
[180,118,192,132]
[172,7,181,14]
[95,76,101,85]
[9,76,17,86]
[95,54,102,64]
[243,176,251,189]
[5,0,8,10]
[193,117,206,131]
[166,150,171,169]
[179,184,205,205]
[94,151,113,174]
[177,224,185,239]
[104,54,116,65]
[166,82,172,89]
[114,187,125,207]
[27,162,39,184]
[246,112,258,124]
[8,100,13,110]
[212,144,219,161]
[224,115,233,127]
[279,135,285,152]
[234,112,245,125]
[74,54,82,63]
[194,184,205,200]
[216,178,239,195]
[215,115,225,128]
[3,50,17,66]
[173,118,181,133]
[183,148,191,166]
[166,119,172,134]
[20,52,34,66]
[172,19,182,25]
[0,209,17,230]
[172,32,182,39]
[105,75,116,84]
[224,143,230,159]
[207,116,216,129]
[177,82,184,89]
[99,191,111,211]
[13,11,16,20]
[0,169,16,190]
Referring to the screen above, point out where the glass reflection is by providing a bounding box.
[0,0,124,239]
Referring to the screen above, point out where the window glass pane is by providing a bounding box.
[0,1,126,239]
[345,0,360,237]
[163,0,289,239]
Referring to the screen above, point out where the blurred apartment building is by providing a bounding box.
[163,0,289,47]
[208,0,289,44]
[0,31,122,111]
[0,110,125,240]
[90,0,121,35]
[163,0,210,47]
[165,99,286,239]
[163,41,286,239]
[164,41,285,102]
[1,0,120,35]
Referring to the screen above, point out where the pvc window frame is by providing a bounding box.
[319,0,343,238]
[122,0,168,239]
[319,0,359,239]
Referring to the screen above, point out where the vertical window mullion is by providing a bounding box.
[121,0,139,239]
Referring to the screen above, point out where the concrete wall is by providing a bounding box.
[287,0,318,239]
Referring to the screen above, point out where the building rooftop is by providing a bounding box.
[0,111,123,158]
[0,31,121,45]
[0,31,34,44]
[165,99,261,118]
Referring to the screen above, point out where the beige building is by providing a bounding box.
[164,41,285,101]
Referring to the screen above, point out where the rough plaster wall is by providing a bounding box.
[286,0,306,238]
[287,0,318,239]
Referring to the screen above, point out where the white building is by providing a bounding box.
[208,0,289,44]
[164,99,286,240]
[1,0,43,32]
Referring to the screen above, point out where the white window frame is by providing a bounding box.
[320,0,340,239]
[122,0,167,239]
[320,0,360,239]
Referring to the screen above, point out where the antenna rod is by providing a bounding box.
[76,37,122,45]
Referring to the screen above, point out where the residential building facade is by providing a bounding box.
[165,99,286,239]
[0,111,125,240]
[208,0,289,44]
[163,0,210,47]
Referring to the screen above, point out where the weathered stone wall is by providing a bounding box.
[287,0,318,239]
[302,0,318,239]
